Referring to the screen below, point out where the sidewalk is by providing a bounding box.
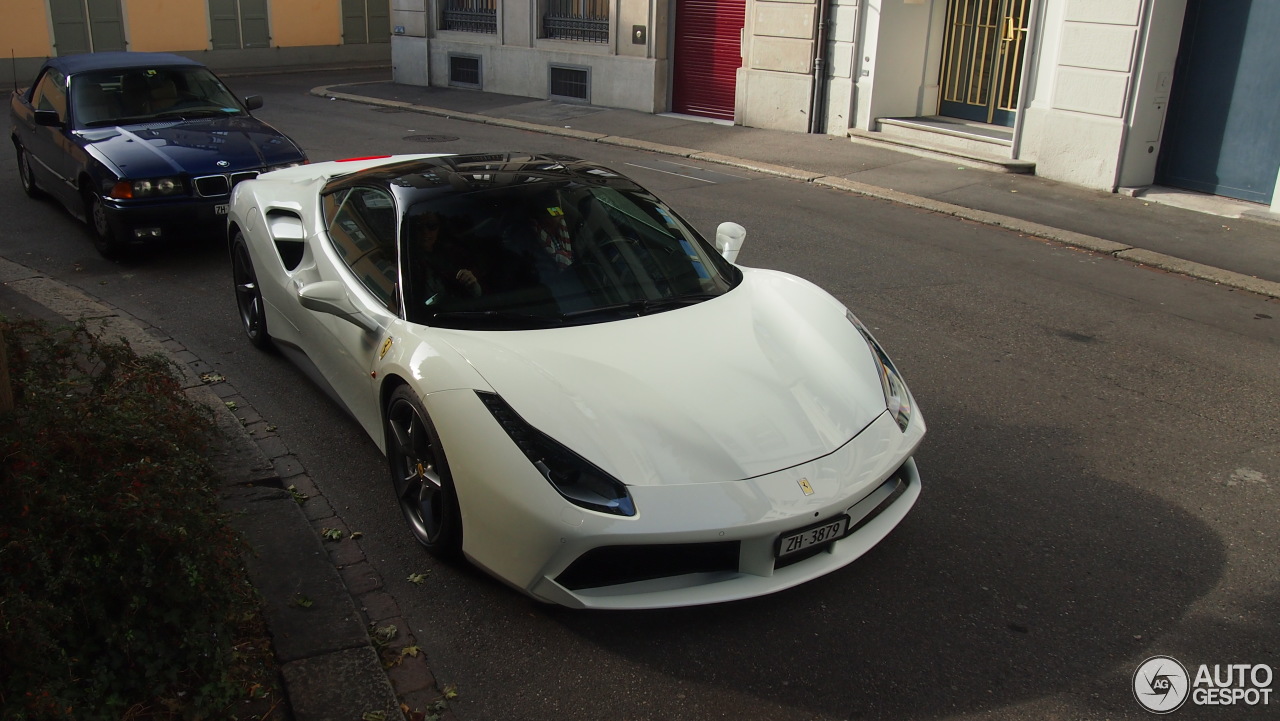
[0,259,443,721]
[314,80,1280,298]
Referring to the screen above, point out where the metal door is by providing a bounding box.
[1157,0,1280,204]
[938,0,1029,127]
[671,0,745,122]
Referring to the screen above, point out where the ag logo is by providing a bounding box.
[1134,655,1190,713]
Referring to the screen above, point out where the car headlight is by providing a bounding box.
[847,310,913,431]
[476,391,636,516]
[108,177,186,199]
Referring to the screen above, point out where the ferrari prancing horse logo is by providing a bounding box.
[797,478,814,496]
[378,336,393,359]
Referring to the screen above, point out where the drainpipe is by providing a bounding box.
[808,0,833,133]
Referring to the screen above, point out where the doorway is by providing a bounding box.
[938,0,1030,127]
[671,0,745,122]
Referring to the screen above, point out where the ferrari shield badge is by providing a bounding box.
[797,478,814,496]
[379,336,393,360]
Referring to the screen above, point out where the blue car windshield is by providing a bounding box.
[400,182,741,329]
[71,66,245,128]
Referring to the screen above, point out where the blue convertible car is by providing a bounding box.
[10,52,306,257]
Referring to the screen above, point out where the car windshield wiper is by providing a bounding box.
[561,293,720,320]
[82,115,152,127]
[152,109,236,121]
[426,310,566,328]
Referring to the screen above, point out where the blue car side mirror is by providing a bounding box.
[34,109,62,128]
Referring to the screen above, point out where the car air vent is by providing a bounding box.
[194,174,231,197]
[549,65,590,103]
[449,54,482,89]
[555,541,740,590]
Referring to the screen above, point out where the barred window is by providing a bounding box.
[441,0,497,34]
[543,0,609,43]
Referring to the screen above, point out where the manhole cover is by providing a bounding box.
[402,135,459,143]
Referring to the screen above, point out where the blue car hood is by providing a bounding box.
[77,116,302,177]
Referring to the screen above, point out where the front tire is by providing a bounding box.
[231,234,272,350]
[83,186,124,259]
[16,144,43,199]
[385,385,463,557]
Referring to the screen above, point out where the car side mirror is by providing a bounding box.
[34,109,63,127]
[715,222,746,264]
[243,95,264,111]
[298,280,381,332]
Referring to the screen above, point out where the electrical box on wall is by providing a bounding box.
[632,25,646,45]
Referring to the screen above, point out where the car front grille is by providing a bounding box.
[555,541,741,591]
[193,171,259,198]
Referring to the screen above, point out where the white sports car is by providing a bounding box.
[228,152,925,609]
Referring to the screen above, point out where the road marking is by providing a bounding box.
[659,159,753,179]
[623,162,717,183]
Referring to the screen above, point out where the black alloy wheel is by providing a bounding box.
[232,235,272,349]
[385,385,463,556]
[16,145,42,198]
[83,185,123,258]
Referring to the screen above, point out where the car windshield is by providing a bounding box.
[401,182,740,329]
[70,66,245,128]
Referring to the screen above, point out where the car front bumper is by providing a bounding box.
[100,195,233,242]
[430,389,925,610]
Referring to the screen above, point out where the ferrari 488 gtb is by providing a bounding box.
[228,152,925,609]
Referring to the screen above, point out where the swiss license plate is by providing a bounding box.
[215,204,229,215]
[777,515,850,558]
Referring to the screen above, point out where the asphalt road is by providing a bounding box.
[3,69,1277,721]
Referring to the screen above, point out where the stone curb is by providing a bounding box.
[0,257,457,721]
[313,84,1280,301]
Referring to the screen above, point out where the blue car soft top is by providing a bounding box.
[42,51,203,76]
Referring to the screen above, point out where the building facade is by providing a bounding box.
[2,0,394,89]
[5,1,1275,210]
[389,0,1280,211]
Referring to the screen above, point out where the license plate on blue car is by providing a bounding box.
[215,204,229,215]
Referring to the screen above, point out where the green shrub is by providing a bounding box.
[1,319,274,720]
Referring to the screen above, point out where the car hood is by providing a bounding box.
[439,269,891,486]
[76,116,302,177]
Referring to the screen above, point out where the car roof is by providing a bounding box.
[325,153,640,200]
[43,51,204,76]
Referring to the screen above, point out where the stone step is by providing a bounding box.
[850,117,1035,174]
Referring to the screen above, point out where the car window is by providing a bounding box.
[322,187,400,312]
[70,66,246,128]
[31,69,68,119]
[401,181,740,329]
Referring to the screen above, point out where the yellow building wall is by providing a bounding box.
[1,0,53,57]
[272,0,343,47]
[126,0,209,51]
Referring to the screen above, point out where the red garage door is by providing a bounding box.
[672,0,745,121]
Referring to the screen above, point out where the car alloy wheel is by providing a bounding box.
[16,145,42,199]
[231,235,272,349]
[385,385,462,556]
[83,187,123,258]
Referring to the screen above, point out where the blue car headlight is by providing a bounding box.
[847,310,913,431]
[109,177,186,199]
[476,391,636,516]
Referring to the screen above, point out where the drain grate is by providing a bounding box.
[402,135,460,143]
